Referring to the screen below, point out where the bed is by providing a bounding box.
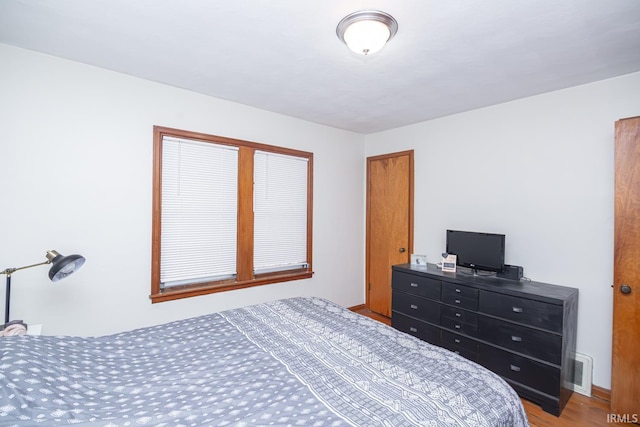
[0,297,528,426]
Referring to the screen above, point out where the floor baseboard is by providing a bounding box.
[591,385,611,402]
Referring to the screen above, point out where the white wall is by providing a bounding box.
[0,44,366,336]
[4,42,639,391]
[365,71,640,389]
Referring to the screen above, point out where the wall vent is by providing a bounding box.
[568,352,593,397]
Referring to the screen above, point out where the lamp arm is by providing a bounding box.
[1,260,51,277]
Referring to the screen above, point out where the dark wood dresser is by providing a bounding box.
[391,263,578,416]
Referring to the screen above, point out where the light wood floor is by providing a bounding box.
[352,308,634,427]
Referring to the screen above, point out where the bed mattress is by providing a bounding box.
[0,297,528,426]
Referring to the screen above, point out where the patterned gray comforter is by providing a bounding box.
[0,297,528,426]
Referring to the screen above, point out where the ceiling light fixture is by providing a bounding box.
[336,10,398,56]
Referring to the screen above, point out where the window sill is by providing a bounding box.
[149,270,313,303]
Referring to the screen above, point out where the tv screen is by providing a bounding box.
[446,230,505,273]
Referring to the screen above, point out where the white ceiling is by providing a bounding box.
[2,0,640,134]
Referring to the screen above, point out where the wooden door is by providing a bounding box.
[366,151,413,317]
[612,116,640,416]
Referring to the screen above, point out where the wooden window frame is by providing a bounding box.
[150,126,313,303]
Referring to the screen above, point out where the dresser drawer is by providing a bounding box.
[441,330,479,361]
[478,317,562,365]
[441,305,478,326]
[392,271,441,300]
[441,316,478,337]
[392,312,441,345]
[479,345,560,397]
[445,345,478,362]
[479,291,563,333]
[392,291,441,324]
[442,283,479,311]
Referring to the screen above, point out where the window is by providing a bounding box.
[151,126,313,303]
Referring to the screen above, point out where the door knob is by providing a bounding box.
[620,284,632,294]
[399,248,406,253]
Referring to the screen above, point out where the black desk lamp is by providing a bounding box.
[1,250,86,330]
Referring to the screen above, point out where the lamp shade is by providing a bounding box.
[337,10,398,55]
[343,20,390,55]
[46,250,86,282]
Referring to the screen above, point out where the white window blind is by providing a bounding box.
[254,151,308,274]
[160,136,238,288]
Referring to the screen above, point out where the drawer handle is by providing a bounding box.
[410,282,419,287]
[454,324,461,329]
[410,304,418,310]
[511,336,522,342]
[510,364,521,372]
[455,288,462,293]
[454,338,461,344]
[512,307,523,313]
[409,327,418,332]
[455,312,462,318]
[454,299,461,304]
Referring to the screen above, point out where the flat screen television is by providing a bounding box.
[446,230,505,273]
